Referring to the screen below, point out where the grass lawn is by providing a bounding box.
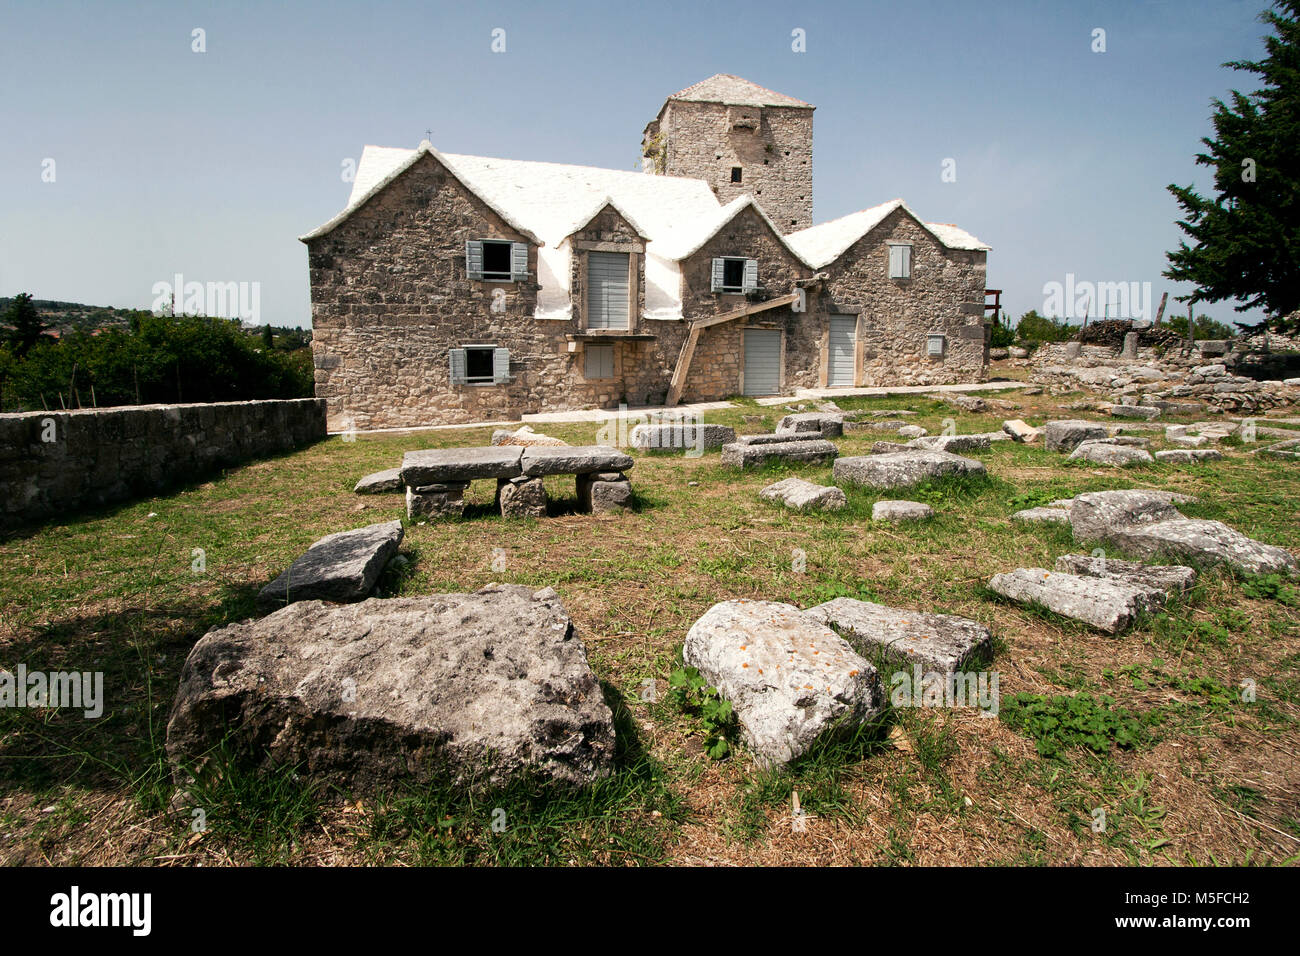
[2,387,1299,866]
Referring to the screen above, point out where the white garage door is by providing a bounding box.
[828,315,857,386]
[743,329,781,396]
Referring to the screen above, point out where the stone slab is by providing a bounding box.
[257,520,403,611]
[401,447,523,485]
[833,450,986,490]
[682,600,884,767]
[520,445,635,476]
[759,476,847,512]
[988,567,1167,633]
[721,440,839,468]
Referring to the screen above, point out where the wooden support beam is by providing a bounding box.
[665,324,700,407]
[664,292,802,406]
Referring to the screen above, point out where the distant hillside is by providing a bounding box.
[0,298,136,337]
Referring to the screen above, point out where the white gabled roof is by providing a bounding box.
[560,195,651,241]
[299,142,541,244]
[785,199,990,268]
[653,194,813,267]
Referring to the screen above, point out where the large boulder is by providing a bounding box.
[683,601,884,767]
[1044,420,1109,452]
[834,450,986,490]
[167,586,616,790]
[759,477,847,512]
[802,598,992,678]
[257,520,403,611]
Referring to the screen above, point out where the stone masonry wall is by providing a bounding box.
[677,203,819,400]
[0,399,326,533]
[647,100,814,232]
[820,208,988,387]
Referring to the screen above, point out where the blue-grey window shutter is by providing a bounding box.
[510,242,529,281]
[710,258,725,292]
[449,348,467,385]
[466,241,484,280]
[492,348,510,384]
[742,258,759,293]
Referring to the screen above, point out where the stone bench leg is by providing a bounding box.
[406,481,470,518]
[497,475,547,518]
[577,471,633,514]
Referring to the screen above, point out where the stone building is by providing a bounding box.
[302,74,991,431]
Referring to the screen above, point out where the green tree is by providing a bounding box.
[1015,310,1076,344]
[1,292,49,357]
[1164,1,1300,325]
[261,323,274,350]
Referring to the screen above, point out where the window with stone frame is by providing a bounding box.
[466,240,529,282]
[584,344,615,380]
[449,346,510,385]
[711,256,758,293]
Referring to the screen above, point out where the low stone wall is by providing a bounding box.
[0,399,327,533]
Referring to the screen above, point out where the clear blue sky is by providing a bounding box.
[0,0,1279,328]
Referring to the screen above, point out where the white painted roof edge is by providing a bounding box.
[562,195,652,241]
[669,194,815,268]
[787,199,989,268]
[299,141,543,245]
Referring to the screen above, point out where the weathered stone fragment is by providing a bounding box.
[988,568,1167,633]
[1109,405,1162,420]
[520,445,634,476]
[353,468,404,494]
[630,423,735,452]
[1043,420,1109,452]
[721,439,839,468]
[926,392,988,413]
[907,434,992,453]
[833,450,986,490]
[257,520,404,610]
[490,425,569,447]
[803,597,993,678]
[759,476,847,512]
[1002,419,1041,443]
[1053,554,1197,593]
[1155,449,1223,464]
[776,412,844,438]
[682,600,884,767]
[167,586,615,790]
[1011,507,1071,524]
[577,473,633,513]
[497,475,548,517]
[733,431,828,446]
[401,447,522,485]
[406,482,469,519]
[1069,489,1296,575]
[1068,441,1154,466]
[897,425,928,439]
[871,500,934,522]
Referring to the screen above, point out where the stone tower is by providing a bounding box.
[642,74,815,233]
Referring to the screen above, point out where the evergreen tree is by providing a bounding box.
[1164,1,1300,328]
[1,293,48,357]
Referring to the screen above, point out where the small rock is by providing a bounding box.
[1002,419,1041,443]
[871,500,934,522]
[1155,449,1223,464]
[353,468,404,494]
[759,477,848,512]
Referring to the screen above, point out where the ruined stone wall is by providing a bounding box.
[677,204,820,400]
[820,208,988,387]
[0,399,326,533]
[648,101,814,232]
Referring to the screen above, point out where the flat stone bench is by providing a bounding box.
[400,446,635,518]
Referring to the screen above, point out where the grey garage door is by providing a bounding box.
[743,329,781,396]
[587,252,630,330]
[828,315,857,386]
